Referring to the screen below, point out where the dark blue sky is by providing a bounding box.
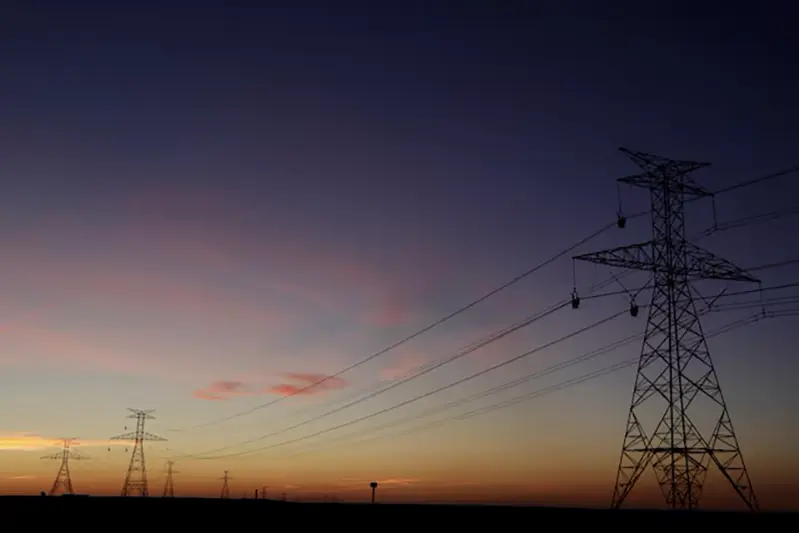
[4,1,797,299]
[1,1,798,505]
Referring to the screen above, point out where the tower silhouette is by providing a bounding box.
[574,148,759,511]
[41,438,86,496]
[163,460,178,497]
[220,470,231,499]
[111,409,167,497]
[370,481,378,503]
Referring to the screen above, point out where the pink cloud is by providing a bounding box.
[193,380,248,401]
[360,290,410,327]
[1,182,442,342]
[0,320,209,381]
[0,255,289,332]
[118,183,425,327]
[193,373,349,401]
[0,432,127,452]
[0,323,146,375]
[380,350,430,381]
[268,372,348,397]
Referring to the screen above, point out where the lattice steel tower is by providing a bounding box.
[573,148,759,511]
[111,409,167,497]
[220,470,231,499]
[163,460,178,498]
[41,438,87,495]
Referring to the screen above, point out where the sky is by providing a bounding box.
[1,0,798,510]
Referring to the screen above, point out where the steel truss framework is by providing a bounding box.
[163,460,178,497]
[42,438,85,496]
[112,409,167,497]
[575,148,759,511]
[220,470,231,499]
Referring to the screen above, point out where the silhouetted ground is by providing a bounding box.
[1,496,796,525]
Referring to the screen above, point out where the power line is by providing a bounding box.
[266,306,787,458]
[172,221,619,432]
[580,280,799,316]
[175,162,799,433]
[454,313,771,421]
[191,269,640,453]
[712,165,799,196]
[171,308,797,468]
[168,272,625,460]
[167,271,796,463]
[195,307,632,460]
[746,258,799,273]
[286,335,647,457]
[304,285,798,463]
[300,282,799,458]
[617,163,799,229]
[175,278,797,461]
[695,205,799,242]
[189,301,570,457]
[176,261,642,459]
[294,311,783,458]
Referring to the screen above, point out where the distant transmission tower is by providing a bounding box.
[574,148,759,511]
[163,460,178,497]
[41,438,87,496]
[111,409,167,497]
[220,470,231,499]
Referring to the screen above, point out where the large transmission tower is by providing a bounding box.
[41,438,87,495]
[220,470,231,499]
[163,460,178,498]
[574,148,759,511]
[111,409,167,497]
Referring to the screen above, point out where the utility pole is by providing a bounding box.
[111,408,167,497]
[220,470,231,499]
[41,438,86,496]
[370,481,378,503]
[163,460,178,497]
[573,148,759,511]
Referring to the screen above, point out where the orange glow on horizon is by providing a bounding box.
[2,444,796,511]
[0,433,128,452]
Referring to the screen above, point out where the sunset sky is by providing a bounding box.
[1,1,798,510]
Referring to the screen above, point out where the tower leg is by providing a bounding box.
[49,458,74,496]
[610,262,758,510]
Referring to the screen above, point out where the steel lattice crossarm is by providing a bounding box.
[40,449,88,460]
[574,241,759,283]
[110,431,167,442]
[618,147,713,197]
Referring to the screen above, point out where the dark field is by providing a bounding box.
[1,496,796,525]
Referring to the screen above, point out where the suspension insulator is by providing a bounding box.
[571,289,580,309]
